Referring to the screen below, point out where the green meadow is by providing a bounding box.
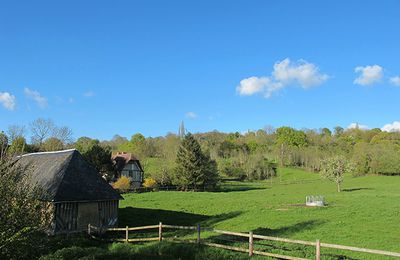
[118,168,400,259]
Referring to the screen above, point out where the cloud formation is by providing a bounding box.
[347,123,369,130]
[24,88,48,108]
[389,76,400,86]
[237,58,328,98]
[0,92,16,110]
[185,112,197,119]
[381,121,400,132]
[353,65,383,86]
[273,58,329,87]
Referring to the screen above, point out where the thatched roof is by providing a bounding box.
[17,149,123,202]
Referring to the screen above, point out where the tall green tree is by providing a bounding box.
[276,127,307,166]
[175,133,218,190]
[75,137,114,180]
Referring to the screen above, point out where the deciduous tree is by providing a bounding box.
[321,155,354,192]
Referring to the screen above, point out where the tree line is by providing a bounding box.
[2,119,400,190]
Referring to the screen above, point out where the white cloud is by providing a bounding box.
[237,76,269,96]
[236,76,283,98]
[237,58,328,98]
[353,65,383,86]
[0,92,16,110]
[389,76,400,86]
[83,91,95,97]
[24,88,48,108]
[185,112,197,119]
[272,58,329,88]
[347,123,369,130]
[381,121,400,132]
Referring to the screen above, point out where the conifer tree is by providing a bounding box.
[175,133,218,190]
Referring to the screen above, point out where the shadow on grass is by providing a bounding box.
[205,220,327,259]
[342,188,373,192]
[118,207,242,241]
[216,181,268,193]
[216,186,267,193]
[252,219,326,237]
[119,207,242,227]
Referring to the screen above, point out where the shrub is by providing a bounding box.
[112,176,131,192]
[41,242,249,259]
[0,156,51,259]
[143,177,157,189]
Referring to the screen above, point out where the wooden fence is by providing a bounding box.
[88,223,400,259]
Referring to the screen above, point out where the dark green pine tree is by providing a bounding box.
[175,133,218,190]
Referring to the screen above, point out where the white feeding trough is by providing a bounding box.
[306,195,325,207]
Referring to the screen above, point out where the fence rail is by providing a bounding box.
[88,223,400,259]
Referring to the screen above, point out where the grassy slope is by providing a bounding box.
[120,168,400,259]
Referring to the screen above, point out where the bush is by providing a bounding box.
[143,178,157,189]
[112,176,131,192]
[217,159,246,180]
[0,156,51,259]
[243,155,277,181]
[41,242,249,259]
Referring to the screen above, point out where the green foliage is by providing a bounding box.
[334,126,344,136]
[41,241,250,260]
[124,126,400,181]
[276,127,307,147]
[217,158,246,180]
[142,157,175,186]
[352,142,400,176]
[0,156,50,259]
[243,155,277,181]
[117,133,158,159]
[75,136,99,153]
[75,137,114,180]
[0,131,8,157]
[320,155,355,192]
[175,133,219,190]
[42,137,64,151]
[8,136,27,155]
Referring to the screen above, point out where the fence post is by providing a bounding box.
[125,226,129,242]
[88,224,91,235]
[249,231,254,256]
[159,222,163,241]
[197,224,201,244]
[316,239,321,260]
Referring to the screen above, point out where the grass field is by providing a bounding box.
[119,168,400,259]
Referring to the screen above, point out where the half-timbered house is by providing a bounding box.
[112,152,144,188]
[18,149,122,234]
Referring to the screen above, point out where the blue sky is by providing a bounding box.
[1,1,400,140]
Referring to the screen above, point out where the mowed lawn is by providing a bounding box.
[119,168,400,259]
